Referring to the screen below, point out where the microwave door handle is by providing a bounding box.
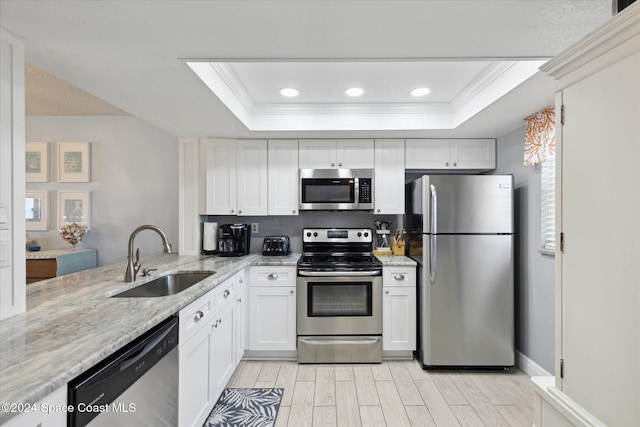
[354,176,360,208]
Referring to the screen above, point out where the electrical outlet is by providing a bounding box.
[251,223,258,233]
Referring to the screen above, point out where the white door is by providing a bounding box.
[237,140,267,216]
[382,286,416,351]
[268,140,299,215]
[179,325,213,427]
[200,139,237,215]
[299,139,336,168]
[337,139,374,168]
[374,139,405,214]
[405,139,451,169]
[249,286,296,351]
[450,139,495,169]
[210,303,236,402]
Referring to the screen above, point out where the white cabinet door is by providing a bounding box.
[374,139,405,215]
[235,269,247,363]
[337,139,374,168]
[299,139,337,168]
[268,140,299,215]
[237,140,268,216]
[405,139,451,169]
[2,386,66,427]
[179,323,213,427]
[200,139,237,215]
[249,286,296,351]
[450,139,495,170]
[383,286,416,351]
[210,302,236,402]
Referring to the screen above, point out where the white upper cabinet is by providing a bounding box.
[374,139,405,215]
[237,140,268,216]
[200,139,237,215]
[268,140,299,215]
[405,139,495,170]
[200,139,267,216]
[299,139,374,169]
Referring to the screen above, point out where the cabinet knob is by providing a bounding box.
[445,162,449,167]
[223,289,231,298]
[331,163,335,167]
[231,209,235,213]
[237,298,242,302]
[453,162,457,167]
[238,210,242,214]
[385,290,390,294]
[292,210,296,214]
[268,273,279,280]
[393,274,405,280]
[194,310,204,322]
[239,278,243,284]
[377,209,381,213]
[338,162,343,167]
[290,290,294,295]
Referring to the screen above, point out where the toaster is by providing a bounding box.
[262,236,290,256]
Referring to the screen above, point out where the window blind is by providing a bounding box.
[541,157,556,251]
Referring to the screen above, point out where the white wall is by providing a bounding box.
[26,116,179,266]
[495,126,555,374]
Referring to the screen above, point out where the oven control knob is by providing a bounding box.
[306,232,311,237]
[357,232,362,237]
[313,232,318,237]
[364,232,369,237]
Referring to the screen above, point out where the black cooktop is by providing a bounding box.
[297,253,382,270]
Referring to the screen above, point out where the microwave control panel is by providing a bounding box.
[359,178,372,203]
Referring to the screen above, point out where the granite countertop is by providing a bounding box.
[0,252,300,424]
[374,255,417,266]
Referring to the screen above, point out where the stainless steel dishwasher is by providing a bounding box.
[68,316,179,427]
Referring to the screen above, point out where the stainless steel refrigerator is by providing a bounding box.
[406,175,514,368]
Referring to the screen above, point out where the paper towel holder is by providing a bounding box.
[202,221,219,255]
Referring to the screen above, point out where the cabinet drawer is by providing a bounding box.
[250,266,296,286]
[179,291,214,344]
[213,276,236,312]
[383,267,416,286]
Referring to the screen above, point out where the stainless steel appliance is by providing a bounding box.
[297,228,382,363]
[406,175,514,368]
[68,316,178,427]
[262,235,290,256]
[218,223,250,257]
[299,169,373,211]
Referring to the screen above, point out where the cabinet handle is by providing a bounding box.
[218,318,222,324]
[393,274,405,280]
[237,298,242,302]
[292,210,296,214]
[445,162,449,167]
[223,289,231,298]
[239,278,243,284]
[377,209,381,213]
[290,290,294,295]
[231,209,235,213]
[331,162,335,167]
[385,290,390,294]
[238,210,242,214]
[338,162,343,167]
[268,273,279,280]
[453,162,457,167]
[194,310,204,322]
[213,320,218,328]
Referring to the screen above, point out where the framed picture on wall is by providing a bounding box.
[57,142,91,182]
[25,142,49,182]
[25,191,49,231]
[58,191,91,229]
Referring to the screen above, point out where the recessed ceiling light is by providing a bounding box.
[410,87,431,97]
[345,87,365,97]
[279,88,300,97]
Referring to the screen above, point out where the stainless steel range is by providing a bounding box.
[297,228,383,363]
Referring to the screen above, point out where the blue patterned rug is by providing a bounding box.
[204,388,284,427]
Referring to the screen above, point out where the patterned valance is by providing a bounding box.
[524,107,556,165]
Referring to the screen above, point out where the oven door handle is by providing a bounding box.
[297,270,381,277]
[299,337,381,345]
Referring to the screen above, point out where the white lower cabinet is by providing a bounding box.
[178,271,243,427]
[382,266,416,352]
[1,385,66,427]
[249,267,297,351]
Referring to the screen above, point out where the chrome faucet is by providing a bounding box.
[124,224,173,282]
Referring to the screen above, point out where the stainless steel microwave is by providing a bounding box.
[299,169,374,211]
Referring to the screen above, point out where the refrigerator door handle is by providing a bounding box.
[429,235,437,284]
[429,184,437,234]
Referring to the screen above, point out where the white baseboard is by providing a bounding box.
[516,350,553,377]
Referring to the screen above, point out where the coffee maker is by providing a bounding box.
[218,224,251,257]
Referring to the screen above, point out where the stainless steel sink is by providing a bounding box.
[112,271,215,298]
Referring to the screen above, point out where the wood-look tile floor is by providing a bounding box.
[226,359,535,427]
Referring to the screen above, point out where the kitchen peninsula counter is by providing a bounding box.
[0,253,299,424]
